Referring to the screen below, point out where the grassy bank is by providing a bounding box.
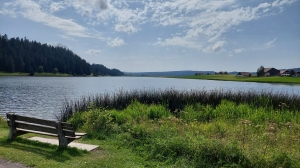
[0,71,71,77]
[69,100,300,167]
[176,75,300,84]
[1,89,299,167]
[0,117,162,167]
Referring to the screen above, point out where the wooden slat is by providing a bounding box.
[15,122,58,135]
[62,126,74,130]
[75,132,87,136]
[6,113,85,139]
[62,129,75,137]
[61,122,73,127]
[17,128,58,137]
[7,113,57,127]
[65,136,83,139]
[15,122,76,137]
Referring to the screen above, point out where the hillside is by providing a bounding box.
[91,64,124,76]
[0,34,124,76]
[0,34,90,75]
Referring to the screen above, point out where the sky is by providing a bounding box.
[0,0,299,72]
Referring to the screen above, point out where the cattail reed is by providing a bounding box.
[59,88,300,121]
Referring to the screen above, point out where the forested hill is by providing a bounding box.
[0,34,91,75]
[0,34,124,76]
[91,64,124,76]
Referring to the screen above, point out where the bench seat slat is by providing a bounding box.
[65,135,84,139]
[75,132,87,136]
[15,122,58,135]
[14,122,76,137]
[17,128,58,137]
[7,113,57,127]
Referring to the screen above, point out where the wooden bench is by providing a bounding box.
[6,113,86,149]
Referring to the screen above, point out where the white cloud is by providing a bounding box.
[1,0,296,53]
[265,38,277,48]
[107,37,125,47]
[50,42,69,49]
[86,49,102,55]
[115,23,138,34]
[234,48,244,53]
[3,0,105,39]
[148,0,295,52]
[155,36,202,50]
[204,41,227,53]
[49,2,65,13]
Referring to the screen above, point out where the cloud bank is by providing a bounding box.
[1,0,296,52]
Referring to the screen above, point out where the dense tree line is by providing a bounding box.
[91,64,124,76]
[0,34,91,75]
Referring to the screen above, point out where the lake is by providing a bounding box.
[1,76,299,120]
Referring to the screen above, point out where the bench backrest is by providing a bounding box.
[7,113,75,137]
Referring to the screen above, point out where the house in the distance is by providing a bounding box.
[236,72,251,77]
[264,68,280,76]
[280,70,291,76]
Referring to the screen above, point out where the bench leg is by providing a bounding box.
[56,122,69,149]
[7,114,17,141]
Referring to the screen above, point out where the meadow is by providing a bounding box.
[0,89,299,167]
[177,75,300,84]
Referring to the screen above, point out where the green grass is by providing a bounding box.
[176,75,300,84]
[0,71,71,77]
[68,100,300,167]
[0,116,165,167]
[0,71,29,76]
[1,99,299,167]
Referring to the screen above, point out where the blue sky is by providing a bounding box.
[0,0,299,72]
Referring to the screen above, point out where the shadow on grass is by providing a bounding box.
[0,137,87,163]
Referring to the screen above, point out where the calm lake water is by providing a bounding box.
[1,76,300,120]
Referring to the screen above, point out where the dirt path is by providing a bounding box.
[0,157,27,168]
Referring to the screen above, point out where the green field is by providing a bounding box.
[176,75,300,84]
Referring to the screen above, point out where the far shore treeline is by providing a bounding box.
[0,34,124,76]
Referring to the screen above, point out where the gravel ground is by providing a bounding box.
[0,157,27,168]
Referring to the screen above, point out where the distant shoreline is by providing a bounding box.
[171,75,300,85]
[0,71,71,77]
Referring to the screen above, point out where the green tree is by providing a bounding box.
[6,54,15,72]
[257,65,264,77]
[29,68,34,76]
[53,67,58,74]
[37,66,44,73]
[93,68,99,76]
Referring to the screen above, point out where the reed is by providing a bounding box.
[67,99,300,167]
[59,88,300,121]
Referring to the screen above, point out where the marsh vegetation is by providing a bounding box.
[61,89,300,167]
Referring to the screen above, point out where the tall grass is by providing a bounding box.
[59,88,300,121]
[68,100,300,167]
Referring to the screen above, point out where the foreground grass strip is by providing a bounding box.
[67,100,300,167]
[0,116,163,168]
